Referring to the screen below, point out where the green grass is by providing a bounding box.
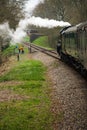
[0,60,45,81]
[24,36,30,42]
[23,36,53,50]
[33,36,52,50]
[0,55,53,130]
[2,45,15,57]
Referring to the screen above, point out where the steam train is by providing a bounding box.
[57,22,87,79]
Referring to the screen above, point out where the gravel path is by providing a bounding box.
[31,51,87,130]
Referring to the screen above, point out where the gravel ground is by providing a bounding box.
[31,51,87,130]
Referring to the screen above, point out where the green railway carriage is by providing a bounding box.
[58,22,87,79]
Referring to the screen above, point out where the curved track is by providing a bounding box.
[24,42,87,81]
[24,42,60,60]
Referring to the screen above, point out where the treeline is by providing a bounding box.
[0,0,26,28]
[0,0,25,63]
[1,0,86,28]
[34,0,87,24]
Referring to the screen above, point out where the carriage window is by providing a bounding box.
[85,28,87,51]
[62,35,65,50]
[79,31,86,53]
[62,33,76,54]
[64,34,70,52]
[69,33,76,48]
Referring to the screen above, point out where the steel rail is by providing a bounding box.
[24,42,87,80]
[24,42,60,60]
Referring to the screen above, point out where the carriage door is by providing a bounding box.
[78,29,87,68]
[84,27,87,69]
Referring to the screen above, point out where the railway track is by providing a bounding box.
[24,42,60,60]
[24,42,87,80]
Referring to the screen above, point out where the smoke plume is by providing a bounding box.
[0,22,13,40]
[20,16,70,28]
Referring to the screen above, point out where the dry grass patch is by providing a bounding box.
[0,90,29,102]
[0,81,24,87]
[0,56,16,76]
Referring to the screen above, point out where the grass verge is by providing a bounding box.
[33,36,52,50]
[24,36,30,42]
[2,45,15,57]
[0,54,53,130]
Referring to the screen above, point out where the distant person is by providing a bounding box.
[17,53,19,61]
[14,45,18,54]
[20,46,24,54]
[22,49,24,54]
[16,45,18,48]
[18,48,20,53]
[57,40,61,55]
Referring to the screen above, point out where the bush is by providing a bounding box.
[0,45,15,64]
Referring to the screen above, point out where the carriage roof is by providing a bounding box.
[61,21,87,34]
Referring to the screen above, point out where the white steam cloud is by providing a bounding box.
[0,22,13,40]
[12,16,70,43]
[12,24,26,43]
[0,0,71,44]
[19,16,70,28]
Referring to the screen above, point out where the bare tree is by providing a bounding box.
[0,0,25,28]
[33,0,87,24]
